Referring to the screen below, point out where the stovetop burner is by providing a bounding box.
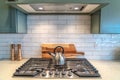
[13,58,100,78]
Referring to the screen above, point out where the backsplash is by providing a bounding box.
[27,15,91,34]
[0,15,120,60]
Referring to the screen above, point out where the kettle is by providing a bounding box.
[48,46,65,66]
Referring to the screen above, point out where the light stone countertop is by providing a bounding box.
[0,59,120,80]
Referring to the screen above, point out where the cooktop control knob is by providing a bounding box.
[36,68,43,72]
[72,69,77,72]
[68,71,72,76]
[42,71,46,76]
[62,71,66,75]
[49,70,53,75]
[55,70,59,75]
[16,69,20,72]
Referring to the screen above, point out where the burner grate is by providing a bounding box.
[13,58,100,78]
[66,58,100,77]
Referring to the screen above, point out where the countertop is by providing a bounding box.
[0,59,120,80]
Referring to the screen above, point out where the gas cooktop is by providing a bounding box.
[13,58,100,79]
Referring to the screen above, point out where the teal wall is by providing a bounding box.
[0,0,27,33]
[10,7,17,33]
[101,0,120,33]
[0,0,17,33]
[0,0,11,33]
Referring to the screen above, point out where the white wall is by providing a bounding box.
[0,14,120,60]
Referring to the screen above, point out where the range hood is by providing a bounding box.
[16,3,100,14]
[6,1,108,14]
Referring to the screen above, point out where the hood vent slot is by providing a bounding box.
[30,4,86,12]
[8,0,16,1]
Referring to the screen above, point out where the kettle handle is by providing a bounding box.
[54,46,64,54]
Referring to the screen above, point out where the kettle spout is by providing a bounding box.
[48,52,55,57]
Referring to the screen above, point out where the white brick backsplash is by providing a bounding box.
[0,14,120,60]
[111,34,120,38]
[66,15,76,20]
[0,47,9,51]
[23,43,40,47]
[27,15,40,20]
[0,54,10,59]
[102,38,120,43]
[92,50,112,56]
[37,34,58,38]
[67,20,85,25]
[76,42,95,47]
[32,47,41,51]
[32,25,56,30]
[21,37,31,42]
[84,51,93,56]
[93,34,112,38]
[58,15,67,20]
[31,20,49,25]
[84,20,91,25]
[22,54,41,58]
[0,51,10,55]
[39,15,58,20]
[90,56,114,60]
[48,20,67,25]
[31,29,47,33]
[22,47,32,50]
[0,34,18,38]
[76,15,90,20]
[0,43,10,47]
[112,43,120,47]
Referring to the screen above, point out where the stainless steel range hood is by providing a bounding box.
[16,3,100,14]
[6,0,108,14]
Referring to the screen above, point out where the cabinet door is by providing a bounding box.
[17,11,27,33]
[0,0,14,33]
[91,10,100,34]
[0,0,27,33]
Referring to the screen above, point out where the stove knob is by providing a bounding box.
[55,71,59,75]
[49,71,53,75]
[36,68,43,72]
[71,69,74,72]
[18,67,21,70]
[68,71,72,76]
[42,71,46,76]
[94,70,98,73]
[73,69,77,72]
[16,69,20,72]
[62,71,66,75]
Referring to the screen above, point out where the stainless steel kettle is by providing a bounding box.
[48,46,65,66]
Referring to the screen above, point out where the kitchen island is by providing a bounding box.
[0,59,120,80]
